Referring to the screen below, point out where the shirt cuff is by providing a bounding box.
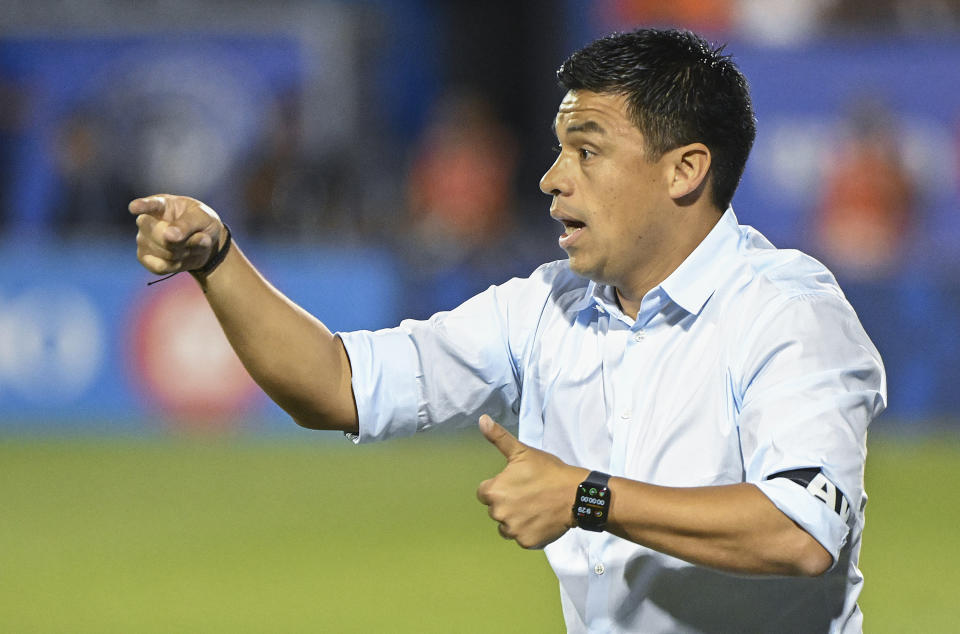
[336,329,420,444]
[754,478,850,567]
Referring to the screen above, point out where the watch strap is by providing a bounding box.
[584,470,610,488]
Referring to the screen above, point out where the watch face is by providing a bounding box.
[576,482,609,527]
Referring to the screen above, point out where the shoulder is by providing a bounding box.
[714,226,858,342]
[497,259,590,312]
[721,227,883,377]
[714,225,876,357]
[482,260,590,366]
[519,259,582,289]
[426,259,588,337]
[733,225,847,306]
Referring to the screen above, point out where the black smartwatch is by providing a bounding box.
[573,471,611,532]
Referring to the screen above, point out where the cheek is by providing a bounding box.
[605,198,639,238]
[610,183,656,232]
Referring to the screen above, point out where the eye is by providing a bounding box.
[578,147,595,161]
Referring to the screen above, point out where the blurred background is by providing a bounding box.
[1,0,959,631]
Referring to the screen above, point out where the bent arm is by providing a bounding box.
[477,418,831,576]
[195,242,358,432]
[604,479,833,576]
[131,194,358,433]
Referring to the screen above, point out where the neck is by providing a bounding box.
[615,207,722,320]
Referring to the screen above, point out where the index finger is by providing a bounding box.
[476,477,494,505]
[128,195,167,217]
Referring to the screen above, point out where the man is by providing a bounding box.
[132,29,885,633]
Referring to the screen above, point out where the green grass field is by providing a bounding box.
[1,430,957,632]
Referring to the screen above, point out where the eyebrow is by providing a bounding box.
[552,119,608,137]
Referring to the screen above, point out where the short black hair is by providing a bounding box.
[557,28,756,211]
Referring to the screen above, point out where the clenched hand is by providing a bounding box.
[476,414,587,549]
[130,194,226,276]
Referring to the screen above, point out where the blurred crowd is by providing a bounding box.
[1,0,959,420]
[1,0,959,297]
[592,0,960,42]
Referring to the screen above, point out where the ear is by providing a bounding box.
[666,143,711,201]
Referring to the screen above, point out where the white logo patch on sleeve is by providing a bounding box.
[767,467,851,522]
[806,472,851,522]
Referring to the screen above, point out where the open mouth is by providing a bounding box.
[558,219,586,249]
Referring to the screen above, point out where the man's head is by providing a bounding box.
[540,28,756,310]
[556,28,756,211]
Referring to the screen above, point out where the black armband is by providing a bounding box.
[767,467,851,521]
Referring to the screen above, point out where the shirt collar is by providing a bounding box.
[659,207,741,316]
[572,207,742,320]
[568,281,602,314]
[567,280,618,318]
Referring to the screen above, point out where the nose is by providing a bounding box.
[539,153,567,197]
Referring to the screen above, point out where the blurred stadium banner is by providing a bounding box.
[733,39,960,422]
[1,32,959,429]
[0,243,401,432]
[1,242,956,427]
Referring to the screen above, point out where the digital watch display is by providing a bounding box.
[574,470,611,532]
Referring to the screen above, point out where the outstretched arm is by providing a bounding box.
[475,415,832,577]
[130,194,358,433]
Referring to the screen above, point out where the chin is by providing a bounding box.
[570,260,620,289]
[566,256,596,280]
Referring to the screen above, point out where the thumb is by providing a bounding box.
[479,414,525,460]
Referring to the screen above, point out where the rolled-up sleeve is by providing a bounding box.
[337,271,548,444]
[338,329,421,444]
[754,477,851,562]
[735,292,887,562]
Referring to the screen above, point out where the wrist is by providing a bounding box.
[213,223,229,253]
[573,470,612,532]
[190,223,232,280]
[565,467,589,529]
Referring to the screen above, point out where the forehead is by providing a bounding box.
[553,90,636,135]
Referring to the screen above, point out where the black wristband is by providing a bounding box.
[191,224,232,277]
[146,224,232,286]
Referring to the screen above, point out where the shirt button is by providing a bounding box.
[594,563,605,575]
[633,331,645,342]
[620,411,631,419]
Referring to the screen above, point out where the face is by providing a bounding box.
[540,90,676,294]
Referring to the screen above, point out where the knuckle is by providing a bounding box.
[477,478,497,499]
[481,487,502,506]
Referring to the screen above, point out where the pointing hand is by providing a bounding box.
[129,194,226,276]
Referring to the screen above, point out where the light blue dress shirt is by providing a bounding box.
[339,208,886,633]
